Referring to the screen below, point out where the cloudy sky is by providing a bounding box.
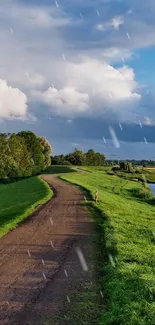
[1,0,155,159]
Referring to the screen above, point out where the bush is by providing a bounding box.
[131,187,154,200]
[112,166,120,172]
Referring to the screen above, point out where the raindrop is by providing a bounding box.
[75,246,88,271]
[144,137,148,144]
[62,53,66,60]
[55,0,59,8]
[119,123,123,130]
[126,32,130,39]
[108,254,116,267]
[109,126,120,148]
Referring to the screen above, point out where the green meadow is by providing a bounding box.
[0,176,52,238]
[61,168,155,325]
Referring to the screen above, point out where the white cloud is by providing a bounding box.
[0,79,28,119]
[112,16,124,30]
[143,116,155,126]
[39,86,89,117]
[95,16,124,31]
[101,48,133,63]
[0,0,154,124]
[33,57,140,120]
[0,1,71,29]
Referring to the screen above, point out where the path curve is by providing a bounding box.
[0,174,95,325]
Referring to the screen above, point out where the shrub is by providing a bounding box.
[112,166,120,172]
[131,187,154,200]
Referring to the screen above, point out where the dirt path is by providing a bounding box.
[0,175,98,325]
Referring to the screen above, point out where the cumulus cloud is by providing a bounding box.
[0,0,154,125]
[37,86,89,117]
[0,79,28,119]
[95,16,124,31]
[33,57,140,120]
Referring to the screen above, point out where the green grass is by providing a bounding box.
[0,176,52,238]
[43,165,75,174]
[79,165,155,184]
[61,168,155,325]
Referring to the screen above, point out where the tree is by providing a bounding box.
[51,155,71,165]
[7,134,33,177]
[66,149,85,166]
[120,161,128,171]
[120,161,133,172]
[85,149,105,166]
[18,131,45,174]
[85,149,96,166]
[39,136,52,170]
[0,131,52,180]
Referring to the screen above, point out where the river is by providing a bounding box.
[149,184,155,195]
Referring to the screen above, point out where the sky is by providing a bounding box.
[1,0,155,159]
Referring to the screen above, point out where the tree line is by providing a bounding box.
[0,131,52,180]
[51,148,106,166]
[106,159,155,167]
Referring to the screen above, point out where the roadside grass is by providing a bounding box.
[0,176,52,238]
[43,165,75,174]
[61,169,155,325]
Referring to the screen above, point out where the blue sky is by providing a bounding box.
[0,0,155,158]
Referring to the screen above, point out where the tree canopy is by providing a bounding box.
[0,131,52,180]
[51,148,106,166]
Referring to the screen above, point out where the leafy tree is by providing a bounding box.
[7,134,33,177]
[66,149,85,166]
[120,161,133,172]
[39,136,52,170]
[85,149,96,166]
[51,155,66,165]
[18,131,45,174]
[0,131,52,180]
[85,149,105,166]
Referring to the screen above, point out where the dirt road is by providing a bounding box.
[0,175,98,325]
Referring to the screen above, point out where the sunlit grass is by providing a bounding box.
[61,169,155,325]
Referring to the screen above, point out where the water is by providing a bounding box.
[149,184,155,195]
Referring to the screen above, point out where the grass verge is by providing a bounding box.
[61,168,155,325]
[0,176,52,238]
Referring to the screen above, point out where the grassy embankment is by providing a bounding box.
[0,176,52,238]
[61,167,155,325]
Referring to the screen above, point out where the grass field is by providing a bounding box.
[0,176,52,238]
[61,168,155,325]
[80,165,155,184]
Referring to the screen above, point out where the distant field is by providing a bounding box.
[144,167,155,171]
[0,177,52,237]
[61,168,155,325]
